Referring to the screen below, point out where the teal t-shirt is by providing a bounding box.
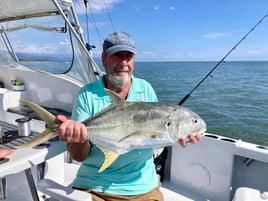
[71,75,159,195]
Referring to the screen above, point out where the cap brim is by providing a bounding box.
[104,45,136,55]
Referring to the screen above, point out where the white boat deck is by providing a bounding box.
[38,162,201,201]
[44,162,267,201]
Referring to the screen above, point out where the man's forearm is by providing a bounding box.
[67,141,90,162]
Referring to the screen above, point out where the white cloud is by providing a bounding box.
[140,51,154,56]
[59,38,70,46]
[247,50,259,55]
[169,6,175,11]
[173,51,198,59]
[153,4,160,10]
[202,32,231,39]
[18,43,55,54]
[133,5,143,11]
[13,39,72,55]
[74,0,122,14]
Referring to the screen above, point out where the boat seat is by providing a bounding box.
[38,163,92,201]
[233,187,268,201]
[38,179,92,201]
[38,179,193,201]
[38,162,193,201]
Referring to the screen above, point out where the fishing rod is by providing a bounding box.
[178,14,268,105]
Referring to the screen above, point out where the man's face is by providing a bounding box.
[102,51,135,89]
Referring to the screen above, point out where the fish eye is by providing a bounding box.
[166,122,171,127]
[192,117,198,124]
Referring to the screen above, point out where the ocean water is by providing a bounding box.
[24,60,268,146]
[134,61,268,146]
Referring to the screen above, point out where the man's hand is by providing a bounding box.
[57,115,88,143]
[179,133,202,147]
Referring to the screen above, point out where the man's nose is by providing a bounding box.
[118,57,129,65]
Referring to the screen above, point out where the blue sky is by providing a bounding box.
[8,0,268,62]
[73,0,268,61]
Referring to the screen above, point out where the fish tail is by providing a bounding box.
[19,100,58,128]
[16,100,60,149]
[16,129,57,149]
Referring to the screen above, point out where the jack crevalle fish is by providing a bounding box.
[17,89,206,172]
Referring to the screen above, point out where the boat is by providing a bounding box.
[0,0,267,200]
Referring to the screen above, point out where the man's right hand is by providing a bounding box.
[57,115,88,143]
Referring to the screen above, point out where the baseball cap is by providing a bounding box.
[103,31,136,55]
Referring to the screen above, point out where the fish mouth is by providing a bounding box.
[194,120,207,135]
[195,127,207,135]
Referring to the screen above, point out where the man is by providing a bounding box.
[57,31,202,201]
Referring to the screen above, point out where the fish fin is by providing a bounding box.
[18,100,60,148]
[104,88,125,104]
[16,129,58,149]
[19,99,59,129]
[98,146,119,173]
[119,131,163,142]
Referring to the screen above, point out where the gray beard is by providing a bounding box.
[106,73,130,89]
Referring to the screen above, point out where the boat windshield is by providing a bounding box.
[0,3,102,84]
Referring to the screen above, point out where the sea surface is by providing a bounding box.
[23,60,268,146]
[134,61,268,146]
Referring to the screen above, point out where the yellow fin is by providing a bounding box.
[16,129,58,149]
[98,146,119,173]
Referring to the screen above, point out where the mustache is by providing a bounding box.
[113,66,129,71]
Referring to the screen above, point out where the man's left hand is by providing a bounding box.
[179,134,202,147]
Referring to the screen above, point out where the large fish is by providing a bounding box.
[17,89,206,172]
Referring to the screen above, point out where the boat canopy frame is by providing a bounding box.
[0,0,103,84]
